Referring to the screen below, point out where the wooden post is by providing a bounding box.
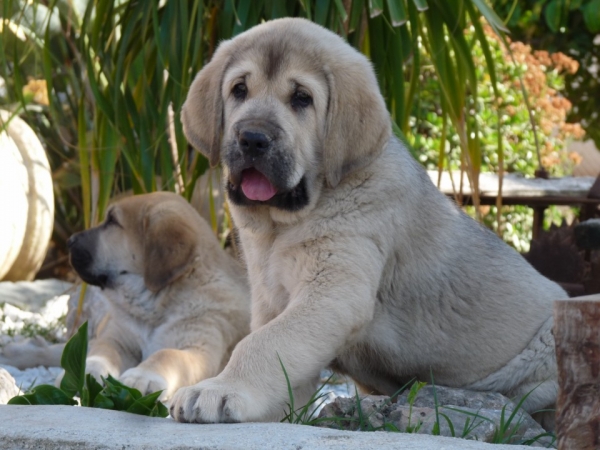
[555,294,600,450]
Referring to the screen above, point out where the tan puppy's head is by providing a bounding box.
[68,192,210,293]
[182,18,391,212]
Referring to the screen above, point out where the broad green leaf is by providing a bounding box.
[60,321,88,398]
[544,0,564,32]
[93,393,116,410]
[8,385,77,406]
[102,375,142,411]
[81,373,104,407]
[570,0,584,9]
[583,0,600,32]
[154,401,169,418]
[126,390,168,417]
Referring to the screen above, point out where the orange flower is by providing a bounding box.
[22,78,49,106]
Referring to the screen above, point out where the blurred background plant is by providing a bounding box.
[411,20,586,250]
[492,0,600,148]
[0,0,590,278]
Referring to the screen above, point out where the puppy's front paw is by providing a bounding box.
[85,355,117,382]
[119,367,169,400]
[170,377,278,423]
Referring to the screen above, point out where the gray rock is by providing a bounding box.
[0,368,20,404]
[0,279,72,312]
[0,405,538,449]
[318,386,555,448]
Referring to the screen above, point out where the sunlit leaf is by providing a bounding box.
[59,321,88,398]
[582,0,600,32]
[8,385,77,406]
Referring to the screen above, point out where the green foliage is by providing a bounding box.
[7,384,78,406]
[59,321,88,398]
[279,355,333,425]
[405,380,427,433]
[492,0,600,149]
[410,17,584,251]
[0,0,511,251]
[281,366,556,446]
[7,321,168,418]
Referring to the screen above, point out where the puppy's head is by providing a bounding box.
[68,192,204,293]
[182,18,391,213]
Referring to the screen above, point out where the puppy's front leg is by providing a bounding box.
[170,240,383,423]
[85,320,141,382]
[120,345,226,401]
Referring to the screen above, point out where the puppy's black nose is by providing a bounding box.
[239,130,270,156]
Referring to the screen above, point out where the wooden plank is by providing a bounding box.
[428,171,597,199]
[554,297,600,450]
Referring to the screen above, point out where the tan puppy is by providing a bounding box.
[172,18,567,424]
[67,192,249,400]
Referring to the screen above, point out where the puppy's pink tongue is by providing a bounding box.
[241,169,277,201]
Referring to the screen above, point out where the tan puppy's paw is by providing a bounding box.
[85,355,118,382]
[170,377,277,423]
[119,367,169,399]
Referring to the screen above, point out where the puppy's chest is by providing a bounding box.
[248,243,298,315]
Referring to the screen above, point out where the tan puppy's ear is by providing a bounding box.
[142,206,197,292]
[323,60,392,188]
[182,40,234,167]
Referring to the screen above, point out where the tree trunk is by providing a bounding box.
[555,294,600,450]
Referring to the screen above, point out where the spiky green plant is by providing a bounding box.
[0,0,509,244]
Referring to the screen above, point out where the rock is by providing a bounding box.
[0,293,69,345]
[0,279,73,312]
[0,405,538,449]
[0,109,54,281]
[0,368,20,404]
[317,386,553,447]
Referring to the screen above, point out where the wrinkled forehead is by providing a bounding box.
[222,38,328,95]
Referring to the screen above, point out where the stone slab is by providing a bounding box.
[0,405,535,449]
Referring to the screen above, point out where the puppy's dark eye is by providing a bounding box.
[232,83,247,100]
[105,212,119,227]
[291,90,312,109]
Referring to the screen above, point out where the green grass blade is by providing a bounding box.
[332,0,348,23]
[472,0,508,32]
[411,0,428,11]
[386,0,408,26]
[368,0,384,18]
[348,0,365,32]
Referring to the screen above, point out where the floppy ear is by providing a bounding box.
[181,40,234,167]
[323,60,392,188]
[142,206,197,293]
